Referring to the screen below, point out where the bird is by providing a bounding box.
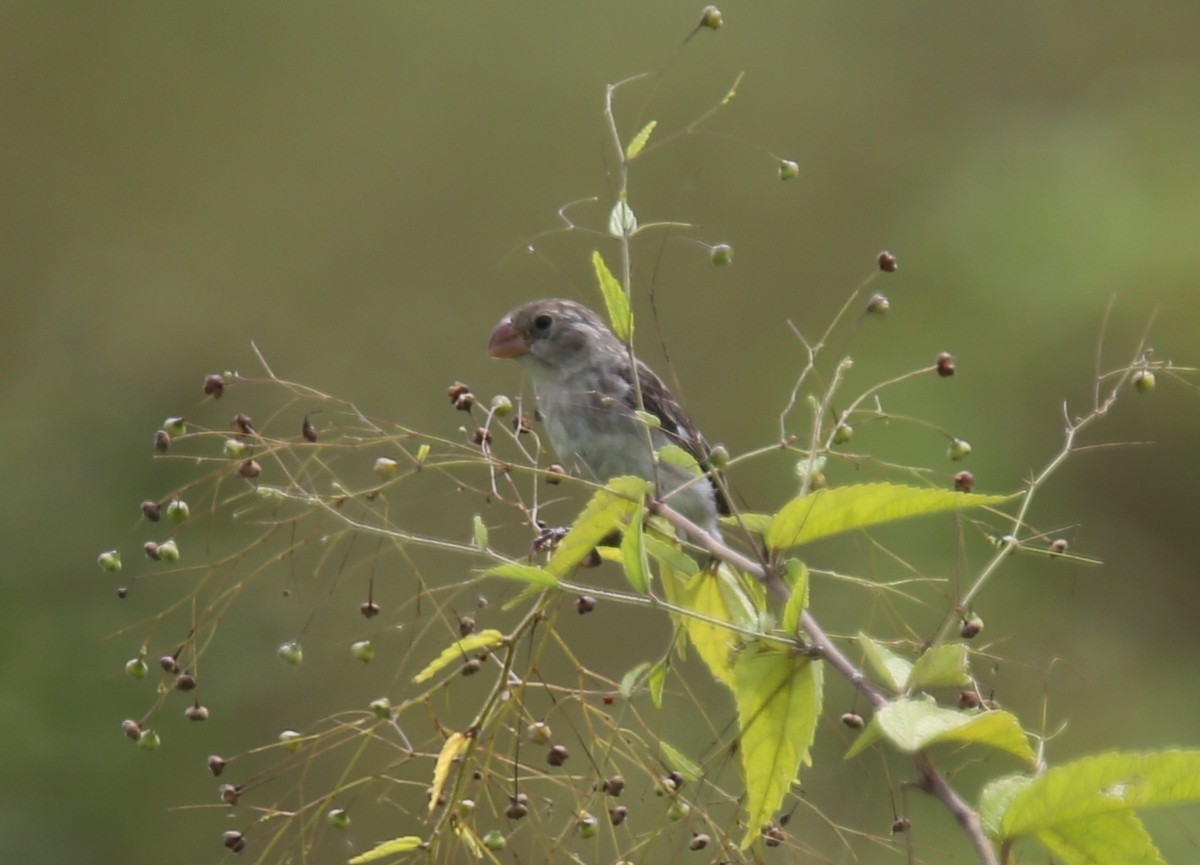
[487,298,728,544]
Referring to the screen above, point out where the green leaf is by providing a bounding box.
[766,483,1017,552]
[906,643,971,690]
[734,644,823,847]
[780,560,809,635]
[413,630,505,683]
[625,119,657,160]
[657,443,702,476]
[484,562,559,587]
[660,738,704,782]
[471,514,488,550]
[721,511,773,535]
[845,697,1036,765]
[857,633,912,693]
[999,750,1200,838]
[1036,811,1165,865]
[591,250,632,341]
[607,199,638,237]
[348,836,424,863]
[979,774,1034,837]
[647,657,667,708]
[658,561,755,689]
[619,502,649,593]
[644,534,699,577]
[547,475,652,578]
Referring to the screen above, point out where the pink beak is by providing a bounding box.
[487,319,529,358]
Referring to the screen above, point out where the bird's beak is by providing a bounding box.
[487,319,529,358]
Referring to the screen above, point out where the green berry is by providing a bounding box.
[666,799,691,821]
[125,658,148,679]
[833,424,853,445]
[327,808,350,830]
[277,640,303,666]
[369,697,393,719]
[223,438,248,458]
[98,550,122,573]
[167,499,190,523]
[278,730,303,752]
[351,640,374,663]
[156,539,180,562]
[164,417,187,436]
[482,830,507,852]
[578,812,599,839]
[138,729,161,751]
[778,159,799,180]
[490,395,513,416]
[374,457,398,479]
[948,438,972,461]
[710,243,733,267]
[1133,370,1156,393]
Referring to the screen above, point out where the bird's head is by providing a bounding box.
[488,299,618,374]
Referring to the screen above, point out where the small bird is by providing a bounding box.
[487,298,727,542]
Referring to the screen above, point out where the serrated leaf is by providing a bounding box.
[999,750,1200,839]
[591,250,632,341]
[979,774,1035,837]
[619,661,653,699]
[546,476,651,578]
[625,119,657,160]
[620,503,649,593]
[906,643,971,690]
[660,739,704,782]
[647,657,667,708]
[348,836,424,863]
[721,512,773,535]
[484,562,558,587]
[780,560,809,635]
[429,731,469,812]
[644,534,699,577]
[471,514,488,550]
[857,633,912,693]
[845,697,1035,764]
[658,443,701,476]
[1036,810,1165,865]
[658,560,755,689]
[413,630,505,683]
[607,200,638,238]
[734,644,823,848]
[766,483,1017,552]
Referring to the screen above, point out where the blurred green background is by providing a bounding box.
[4,2,1199,862]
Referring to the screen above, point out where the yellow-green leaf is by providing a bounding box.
[857,633,912,693]
[625,119,657,160]
[665,562,758,689]
[1035,810,1164,865]
[348,836,424,863]
[658,444,702,476]
[780,560,809,635]
[620,502,649,593]
[484,562,558,587]
[592,250,632,341]
[429,731,469,812]
[547,476,651,578]
[413,630,505,683]
[906,642,971,690]
[619,661,653,699]
[766,483,1017,552]
[647,657,667,708]
[734,644,823,848]
[660,738,704,783]
[845,697,1035,765]
[471,514,488,550]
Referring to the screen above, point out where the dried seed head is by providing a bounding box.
[232,413,254,437]
[472,427,492,447]
[608,804,628,826]
[513,414,532,434]
[301,416,317,442]
[505,799,528,820]
[689,833,711,851]
[122,719,142,740]
[185,703,209,721]
[203,374,226,398]
[762,824,785,847]
[238,459,262,479]
[936,352,956,377]
[222,830,245,852]
[867,293,890,315]
[958,690,982,710]
[545,463,565,485]
[547,744,569,767]
[458,615,476,636]
[953,470,975,493]
[700,5,723,29]
[575,595,597,615]
[154,430,171,453]
[1048,538,1069,558]
[960,614,983,639]
[208,754,227,776]
[174,672,197,691]
[877,250,898,272]
[360,601,381,618]
[447,382,474,410]
[159,654,179,673]
[602,774,626,797]
[461,657,482,676]
[141,501,162,522]
[840,711,865,729]
[892,816,911,834]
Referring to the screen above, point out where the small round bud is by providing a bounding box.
[141,501,162,522]
[700,5,723,29]
[602,774,626,797]
[948,438,972,461]
[482,829,507,851]
[472,427,492,447]
[327,808,350,830]
[142,540,162,561]
[360,601,381,618]
[157,539,180,562]
[301,416,318,443]
[762,824,785,847]
[220,783,241,803]
[527,721,553,745]
[448,382,474,410]
[222,830,245,853]
[840,711,865,729]
[545,463,566,485]
[174,671,197,691]
[867,293,890,315]
[689,833,710,851]
[164,417,187,436]
[708,443,729,469]
[578,812,599,839]
[223,438,248,459]
[461,657,482,676]
[185,703,209,721]
[122,719,142,740]
[608,804,628,825]
[1133,369,1156,393]
[778,159,799,180]
[203,374,226,399]
[458,615,475,636]
[505,799,528,820]
[833,423,853,445]
[374,457,398,479]
[575,595,596,615]
[116,586,128,598]
[167,499,190,523]
[1048,538,1069,558]
[666,799,691,821]
[277,640,303,667]
[125,657,148,679]
[154,430,171,453]
[159,654,180,673]
[710,243,733,267]
[278,730,303,752]
[138,728,161,751]
[953,470,975,493]
[877,250,898,272]
[369,697,393,719]
[98,550,123,572]
[207,755,226,776]
[892,816,911,834]
[547,744,569,767]
[936,352,956,377]
[490,395,513,416]
[232,413,254,437]
[667,770,685,791]
[351,640,374,663]
[960,613,983,639]
[238,459,261,479]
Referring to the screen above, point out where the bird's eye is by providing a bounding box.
[532,313,553,332]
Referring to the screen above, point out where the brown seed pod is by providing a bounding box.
[203,374,226,398]
[936,352,956,377]
[232,413,254,437]
[840,711,865,729]
[608,805,628,826]
[208,755,227,776]
[689,833,710,851]
[143,541,161,561]
[185,703,209,721]
[222,830,245,852]
[141,500,162,522]
[174,672,197,691]
[472,428,492,447]
[159,654,179,673]
[301,416,317,442]
[547,744,569,767]
[122,719,142,741]
[576,595,597,615]
[238,459,262,479]
[953,470,975,493]
[505,798,528,820]
[360,601,381,618]
[877,250,898,272]
[602,774,626,797]
[154,430,171,453]
[892,816,911,834]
